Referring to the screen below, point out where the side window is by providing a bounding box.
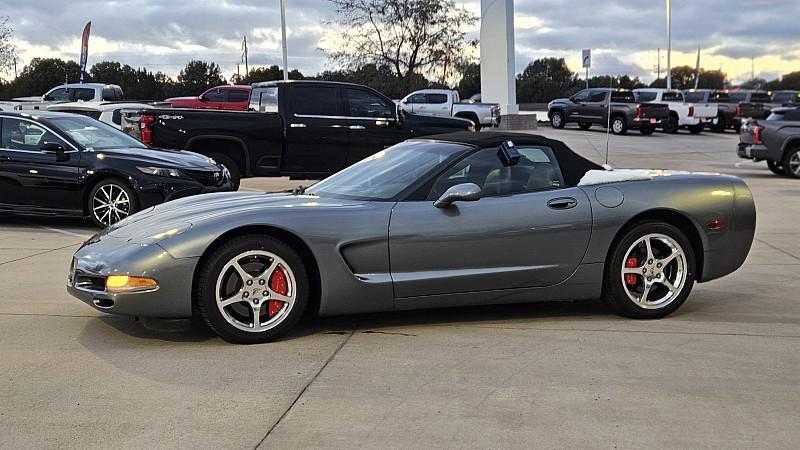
[571,90,590,102]
[102,88,115,101]
[662,92,683,102]
[1,118,67,151]
[229,90,249,102]
[751,93,771,103]
[292,86,342,116]
[610,91,635,102]
[589,91,607,102]
[711,92,730,103]
[74,88,95,101]
[729,93,747,103]
[345,88,394,118]
[45,88,70,102]
[250,86,278,112]
[427,94,449,104]
[408,94,426,104]
[204,88,227,102]
[635,92,658,102]
[427,146,564,199]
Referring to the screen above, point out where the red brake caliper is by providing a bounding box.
[267,266,288,318]
[625,257,639,286]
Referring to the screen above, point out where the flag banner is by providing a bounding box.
[79,21,91,82]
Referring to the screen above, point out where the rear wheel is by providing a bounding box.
[88,178,138,228]
[602,222,696,319]
[664,114,679,134]
[195,234,309,344]
[610,116,628,135]
[782,147,800,178]
[550,111,565,129]
[687,124,703,134]
[767,160,785,176]
[578,122,592,130]
[209,153,241,190]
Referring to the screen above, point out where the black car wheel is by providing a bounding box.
[88,178,138,228]
[710,114,726,133]
[610,116,628,135]
[687,124,703,134]
[639,126,655,136]
[767,160,785,176]
[550,111,565,129]
[578,122,592,130]
[664,114,679,134]
[603,221,696,319]
[782,147,800,179]
[195,234,309,344]
[210,153,241,190]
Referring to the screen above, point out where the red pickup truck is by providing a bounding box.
[165,85,252,111]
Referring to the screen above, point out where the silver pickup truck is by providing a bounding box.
[738,107,800,178]
[398,89,500,130]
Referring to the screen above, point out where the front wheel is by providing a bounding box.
[782,147,800,178]
[767,160,785,176]
[610,116,628,135]
[195,234,309,344]
[88,178,138,228]
[550,111,565,129]
[602,222,696,319]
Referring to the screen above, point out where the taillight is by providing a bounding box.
[735,104,742,117]
[753,125,765,145]
[139,114,155,145]
[635,104,642,119]
[688,106,694,117]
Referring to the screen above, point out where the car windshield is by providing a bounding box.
[305,141,470,200]
[48,116,146,150]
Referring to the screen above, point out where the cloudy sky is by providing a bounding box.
[3,0,799,84]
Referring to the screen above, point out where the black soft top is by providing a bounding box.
[423,131,602,186]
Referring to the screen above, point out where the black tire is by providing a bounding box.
[550,111,565,129]
[687,124,703,134]
[602,221,696,319]
[710,114,726,133]
[88,178,138,228]
[610,116,628,135]
[664,114,679,134]
[195,234,310,344]
[209,153,241,190]
[578,122,592,130]
[781,146,800,179]
[767,160,785,176]
[639,126,655,136]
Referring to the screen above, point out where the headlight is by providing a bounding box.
[137,166,184,178]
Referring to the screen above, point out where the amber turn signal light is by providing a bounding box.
[105,275,158,293]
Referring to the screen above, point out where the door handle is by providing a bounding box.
[547,197,578,210]
[348,125,366,130]
[289,123,307,128]
[0,155,10,161]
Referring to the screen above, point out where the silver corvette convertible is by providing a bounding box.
[68,132,756,343]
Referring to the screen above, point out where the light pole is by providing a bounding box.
[280,0,289,81]
[666,0,671,90]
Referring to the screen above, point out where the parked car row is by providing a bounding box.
[547,88,670,135]
[738,106,800,178]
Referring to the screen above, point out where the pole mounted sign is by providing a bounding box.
[582,49,591,89]
[79,21,91,83]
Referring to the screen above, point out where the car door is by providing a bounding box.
[200,88,227,109]
[582,90,608,123]
[344,87,410,166]
[227,89,250,111]
[283,84,349,174]
[566,89,590,121]
[389,145,593,298]
[404,93,426,114]
[0,117,83,211]
[424,93,451,117]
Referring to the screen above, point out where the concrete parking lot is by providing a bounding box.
[1,127,798,448]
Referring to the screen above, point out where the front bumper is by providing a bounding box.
[136,176,234,209]
[632,117,664,128]
[67,237,198,318]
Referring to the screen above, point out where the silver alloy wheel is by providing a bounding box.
[215,250,297,333]
[789,151,800,176]
[552,114,562,127]
[612,118,624,134]
[620,233,687,309]
[92,183,131,226]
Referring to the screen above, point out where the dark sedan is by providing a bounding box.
[0,111,233,227]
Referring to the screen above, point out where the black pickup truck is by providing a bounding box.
[547,88,669,135]
[124,80,473,185]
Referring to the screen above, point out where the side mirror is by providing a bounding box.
[434,183,482,208]
[41,142,69,161]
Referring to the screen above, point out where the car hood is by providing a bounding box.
[91,146,218,169]
[103,191,367,240]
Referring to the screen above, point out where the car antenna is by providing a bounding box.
[604,75,614,166]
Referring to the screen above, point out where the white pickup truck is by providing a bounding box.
[12,83,125,111]
[633,88,718,134]
[398,89,500,130]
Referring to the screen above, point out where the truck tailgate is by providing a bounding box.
[639,103,669,120]
[691,104,718,119]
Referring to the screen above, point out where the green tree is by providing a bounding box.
[327,0,476,90]
[177,60,226,95]
[317,63,430,99]
[239,65,304,84]
[0,16,16,81]
[6,58,80,97]
[456,62,480,98]
[516,57,579,103]
[588,74,645,89]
